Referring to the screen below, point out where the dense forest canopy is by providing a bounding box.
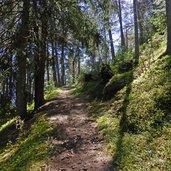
[0,0,171,118]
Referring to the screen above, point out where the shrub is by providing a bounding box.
[103,71,133,100]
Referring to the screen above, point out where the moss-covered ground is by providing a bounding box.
[0,88,60,171]
[73,35,171,170]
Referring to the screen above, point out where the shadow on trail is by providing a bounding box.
[43,86,116,171]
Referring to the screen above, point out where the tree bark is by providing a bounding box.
[137,1,143,44]
[77,47,81,77]
[117,0,125,50]
[61,43,65,85]
[26,67,33,103]
[166,0,171,54]
[46,44,50,83]
[16,0,30,118]
[125,28,129,52]
[78,55,81,76]
[34,0,47,109]
[72,57,76,83]
[9,55,13,100]
[55,42,61,86]
[133,0,139,65]
[51,42,58,87]
[103,26,108,64]
[108,28,115,61]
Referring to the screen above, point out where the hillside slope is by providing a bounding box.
[74,36,171,170]
[0,88,115,171]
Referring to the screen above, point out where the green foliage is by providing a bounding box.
[78,36,171,170]
[72,80,105,100]
[111,50,134,73]
[0,115,54,171]
[44,89,60,101]
[27,84,60,112]
[103,71,133,100]
[117,60,133,73]
[44,82,60,100]
[151,0,166,35]
[74,56,134,101]
[0,95,16,118]
[0,68,10,90]
[27,102,34,113]
[127,55,171,132]
[89,94,171,170]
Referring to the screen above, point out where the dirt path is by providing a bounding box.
[43,87,115,171]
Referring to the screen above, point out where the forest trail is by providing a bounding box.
[42,87,115,171]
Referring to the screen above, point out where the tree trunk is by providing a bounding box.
[77,48,81,77]
[61,43,65,85]
[51,42,58,87]
[103,26,108,64]
[9,56,13,100]
[133,0,139,65]
[78,56,81,76]
[137,1,144,44]
[117,0,125,50]
[27,68,33,103]
[46,44,50,83]
[34,0,47,109]
[166,0,171,54]
[72,58,75,83]
[108,28,115,61]
[125,28,129,52]
[91,45,96,71]
[16,0,30,118]
[55,42,61,86]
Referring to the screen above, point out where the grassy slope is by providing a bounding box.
[0,88,60,171]
[75,35,171,170]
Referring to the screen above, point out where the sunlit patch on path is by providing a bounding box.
[44,87,115,171]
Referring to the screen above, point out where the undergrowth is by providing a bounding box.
[0,87,60,171]
[0,114,54,171]
[27,85,60,112]
[75,35,171,170]
[44,88,60,100]
[72,80,105,99]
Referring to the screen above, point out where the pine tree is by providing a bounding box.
[166,0,171,54]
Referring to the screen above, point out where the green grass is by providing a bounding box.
[71,81,105,99]
[0,86,61,171]
[27,87,60,112]
[0,114,54,171]
[27,102,34,112]
[44,88,60,100]
[103,71,133,100]
[75,35,171,170]
[89,99,171,170]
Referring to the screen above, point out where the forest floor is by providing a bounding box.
[42,87,115,171]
